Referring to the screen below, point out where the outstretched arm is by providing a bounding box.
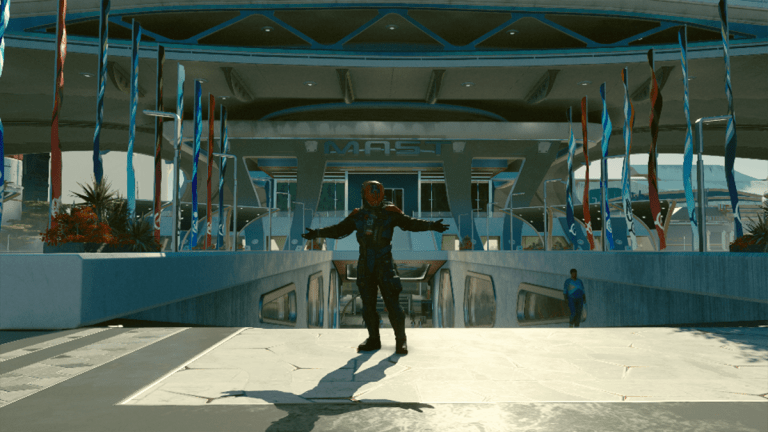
[388,206,449,233]
[302,210,357,240]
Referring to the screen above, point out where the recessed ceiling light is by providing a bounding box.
[462,81,475,87]
[386,24,398,30]
[304,81,317,87]
[578,80,591,86]
[79,72,94,78]
[680,76,697,81]
[262,26,273,32]
[197,78,208,83]
[221,96,228,100]
[507,29,518,35]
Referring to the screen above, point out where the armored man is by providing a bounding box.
[302,181,448,355]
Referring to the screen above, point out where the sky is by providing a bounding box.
[574,154,768,180]
[60,152,174,204]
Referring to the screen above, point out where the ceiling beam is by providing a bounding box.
[425,69,445,105]
[524,69,560,105]
[221,67,254,103]
[337,69,354,104]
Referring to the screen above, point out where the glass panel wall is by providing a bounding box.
[420,182,450,214]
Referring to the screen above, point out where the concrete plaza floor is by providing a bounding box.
[1,326,766,431]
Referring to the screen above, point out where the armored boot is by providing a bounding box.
[391,314,408,355]
[358,322,381,352]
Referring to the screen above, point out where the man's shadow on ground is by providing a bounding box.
[220,351,434,431]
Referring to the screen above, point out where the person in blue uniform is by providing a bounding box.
[563,268,586,327]
[302,180,449,355]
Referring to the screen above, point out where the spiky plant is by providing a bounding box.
[123,218,161,252]
[744,203,768,252]
[72,177,117,222]
[105,198,130,236]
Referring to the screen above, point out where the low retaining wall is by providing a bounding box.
[436,251,768,328]
[2,250,764,330]
[0,251,333,329]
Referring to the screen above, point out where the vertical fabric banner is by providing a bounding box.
[621,68,638,250]
[0,0,7,229]
[599,83,615,250]
[206,94,215,249]
[719,0,743,238]
[92,0,109,184]
[127,20,141,220]
[0,0,6,76]
[679,28,699,249]
[190,80,202,249]
[50,0,67,227]
[581,97,595,250]
[565,107,577,249]
[647,49,667,250]
[169,63,186,245]
[152,46,165,241]
[217,105,228,250]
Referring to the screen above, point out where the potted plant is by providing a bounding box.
[41,177,161,253]
[41,205,114,253]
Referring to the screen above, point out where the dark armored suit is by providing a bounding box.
[314,204,435,345]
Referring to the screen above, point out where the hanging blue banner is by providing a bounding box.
[678,28,699,249]
[191,80,202,249]
[718,0,743,238]
[565,107,577,249]
[176,63,184,146]
[599,83,615,250]
[92,0,109,184]
[217,105,229,249]
[621,68,638,250]
[126,20,140,220]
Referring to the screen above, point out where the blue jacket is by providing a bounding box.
[563,278,585,299]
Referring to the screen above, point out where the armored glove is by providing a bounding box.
[302,228,318,240]
[430,219,449,233]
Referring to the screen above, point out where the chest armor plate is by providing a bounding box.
[355,209,395,248]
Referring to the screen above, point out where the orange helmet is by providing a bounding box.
[361,181,385,208]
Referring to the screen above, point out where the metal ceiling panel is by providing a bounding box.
[253,65,342,99]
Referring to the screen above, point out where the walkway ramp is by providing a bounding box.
[1,326,765,431]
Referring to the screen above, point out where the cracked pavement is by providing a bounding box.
[120,327,768,405]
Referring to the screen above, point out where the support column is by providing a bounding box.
[286,156,326,250]
[418,170,422,218]
[512,148,560,208]
[344,170,349,216]
[443,154,482,250]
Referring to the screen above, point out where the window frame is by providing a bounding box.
[306,271,325,329]
[259,283,298,326]
[463,271,497,328]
